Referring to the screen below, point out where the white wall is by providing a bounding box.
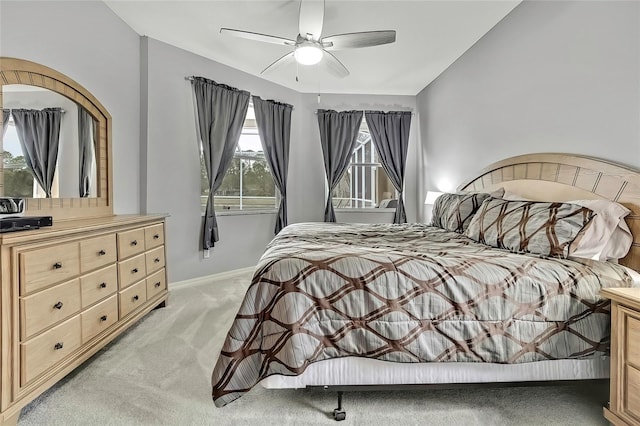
[0,0,141,213]
[416,0,640,221]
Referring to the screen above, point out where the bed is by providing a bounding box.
[211,153,640,416]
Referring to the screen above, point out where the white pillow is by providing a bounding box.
[567,199,632,262]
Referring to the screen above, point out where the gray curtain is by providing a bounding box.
[191,76,250,249]
[365,111,412,223]
[317,109,363,222]
[1,109,9,138]
[11,108,62,198]
[252,96,292,235]
[78,107,95,197]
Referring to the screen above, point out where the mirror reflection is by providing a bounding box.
[1,85,97,198]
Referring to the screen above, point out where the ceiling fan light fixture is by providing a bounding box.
[294,42,323,65]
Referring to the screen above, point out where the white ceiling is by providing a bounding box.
[104,0,520,96]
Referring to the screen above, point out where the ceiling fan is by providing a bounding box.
[220,0,396,78]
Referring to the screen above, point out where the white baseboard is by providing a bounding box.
[170,266,255,290]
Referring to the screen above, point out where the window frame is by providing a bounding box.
[2,120,59,198]
[333,122,397,212]
[200,102,279,216]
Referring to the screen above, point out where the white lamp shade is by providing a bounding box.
[424,191,444,205]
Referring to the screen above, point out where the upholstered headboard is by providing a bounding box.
[458,153,640,271]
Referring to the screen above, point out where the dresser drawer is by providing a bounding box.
[81,294,117,343]
[20,315,81,385]
[81,264,117,308]
[145,246,165,275]
[144,223,164,250]
[80,234,117,273]
[119,280,147,318]
[146,269,166,300]
[118,253,146,289]
[117,228,146,259]
[20,242,80,295]
[20,279,81,340]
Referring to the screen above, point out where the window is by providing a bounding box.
[201,104,277,213]
[1,120,58,198]
[332,121,396,209]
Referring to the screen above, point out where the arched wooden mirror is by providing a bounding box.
[0,57,112,219]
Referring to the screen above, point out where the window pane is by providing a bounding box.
[332,122,396,209]
[2,125,35,197]
[200,104,277,213]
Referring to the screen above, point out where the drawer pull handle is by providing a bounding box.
[154,282,161,288]
[154,258,160,263]
[98,249,106,256]
[100,315,108,322]
[131,240,138,246]
[132,268,139,274]
[53,262,63,269]
[54,342,64,350]
[133,295,139,301]
[99,282,107,289]
[153,234,160,240]
[53,301,63,310]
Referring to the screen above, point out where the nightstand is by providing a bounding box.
[601,288,640,426]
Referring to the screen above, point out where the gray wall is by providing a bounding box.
[144,39,419,282]
[416,0,640,221]
[0,1,141,214]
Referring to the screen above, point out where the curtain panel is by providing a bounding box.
[78,107,95,197]
[252,96,293,235]
[365,111,412,223]
[11,108,62,198]
[317,109,363,222]
[191,76,250,250]
[1,109,9,138]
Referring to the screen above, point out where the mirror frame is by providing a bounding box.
[0,57,113,219]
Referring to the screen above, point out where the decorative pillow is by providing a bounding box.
[501,192,632,262]
[431,192,491,233]
[465,197,594,258]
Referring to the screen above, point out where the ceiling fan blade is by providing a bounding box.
[261,51,295,74]
[220,28,296,46]
[322,30,396,50]
[321,51,349,78]
[298,0,324,41]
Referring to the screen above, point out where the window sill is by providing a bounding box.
[211,209,277,217]
[335,208,396,213]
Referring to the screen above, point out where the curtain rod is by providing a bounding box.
[185,77,413,114]
[314,110,414,115]
[185,76,295,110]
[4,108,65,114]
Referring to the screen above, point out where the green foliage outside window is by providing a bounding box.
[2,151,33,197]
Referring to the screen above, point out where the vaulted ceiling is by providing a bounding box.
[105,1,521,95]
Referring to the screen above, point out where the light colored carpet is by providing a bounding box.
[18,270,609,426]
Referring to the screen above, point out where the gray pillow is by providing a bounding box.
[464,197,594,258]
[431,192,491,233]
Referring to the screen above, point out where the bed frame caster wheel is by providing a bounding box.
[333,391,346,421]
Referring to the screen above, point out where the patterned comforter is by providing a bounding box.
[212,222,634,407]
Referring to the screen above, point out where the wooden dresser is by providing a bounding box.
[0,215,168,425]
[601,288,640,426]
